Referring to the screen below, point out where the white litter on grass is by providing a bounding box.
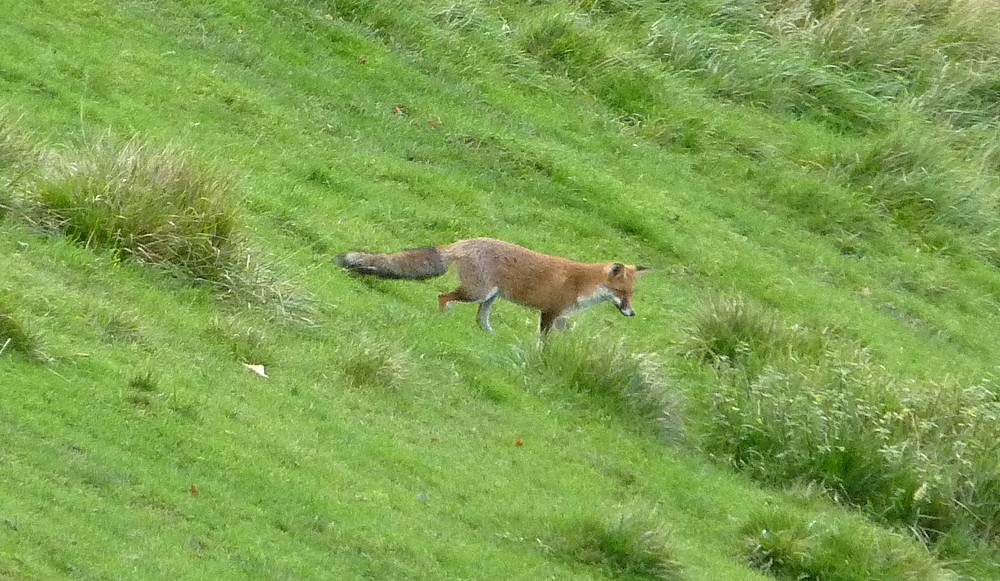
[242,363,268,378]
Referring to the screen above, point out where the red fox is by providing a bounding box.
[336,238,649,333]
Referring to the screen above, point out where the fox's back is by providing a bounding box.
[443,238,595,309]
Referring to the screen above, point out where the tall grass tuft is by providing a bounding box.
[519,12,612,78]
[34,135,240,283]
[833,126,998,254]
[741,507,956,581]
[556,509,684,581]
[24,134,307,314]
[522,335,680,439]
[341,340,410,391]
[681,293,824,378]
[757,0,1000,128]
[645,16,886,130]
[696,337,1000,544]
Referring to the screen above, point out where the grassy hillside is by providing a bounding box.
[3,0,1000,579]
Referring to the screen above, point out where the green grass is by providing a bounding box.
[3,0,1000,579]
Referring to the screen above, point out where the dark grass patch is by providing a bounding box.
[554,509,684,581]
[446,133,557,180]
[0,291,43,361]
[341,340,410,390]
[34,135,242,283]
[128,370,158,393]
[99,312,143,344]
[0,308,40,360]
[681,293,825,378]
[126,371,159,412]
[521,335,683,441]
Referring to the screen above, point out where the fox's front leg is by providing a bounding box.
[539,310,561,334]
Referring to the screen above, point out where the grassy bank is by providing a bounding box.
[3,0,1000,578]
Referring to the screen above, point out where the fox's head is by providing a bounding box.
[605,263,650,317]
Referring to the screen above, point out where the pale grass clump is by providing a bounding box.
[697,337,1000,544]
[681,293,825,378]
[939,0,1000,58]
[757,0,1000,127]
[644,12,886,130]
[643,0,1000,258]
[430,1,487,32]
[830,124,1000,258]
[684,295,1000,543]
[760,0,934,79]
[0,110,41,216]
[206,318,275,366]
[741,507,956,581]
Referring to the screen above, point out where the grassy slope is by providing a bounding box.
[2,0,999,579]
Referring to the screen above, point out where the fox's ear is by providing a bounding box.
[609,262,626,279]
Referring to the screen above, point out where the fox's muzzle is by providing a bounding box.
[614,298,635,317]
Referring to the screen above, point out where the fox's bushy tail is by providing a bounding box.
[336,246,449,280]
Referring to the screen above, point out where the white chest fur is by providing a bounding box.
[573,287,615,311]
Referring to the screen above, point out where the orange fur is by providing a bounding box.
[338,237,648,333]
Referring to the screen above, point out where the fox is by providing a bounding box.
[336,237,649,334]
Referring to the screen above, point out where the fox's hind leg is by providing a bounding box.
[439,286,500,333]
[438,288,472,311]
